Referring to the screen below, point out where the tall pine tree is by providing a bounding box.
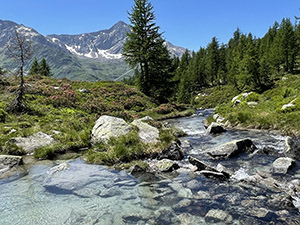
[123,0,173,103]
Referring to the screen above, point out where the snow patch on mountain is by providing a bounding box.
[16,26,39,37]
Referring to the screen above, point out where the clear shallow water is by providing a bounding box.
[1,112,300,225]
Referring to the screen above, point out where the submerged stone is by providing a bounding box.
[205,209,233,224]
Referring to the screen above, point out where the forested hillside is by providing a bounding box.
[175,18,300,104]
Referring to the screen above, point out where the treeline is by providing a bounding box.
[175,18,300,103]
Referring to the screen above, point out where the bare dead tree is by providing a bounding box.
[6,29,32,113]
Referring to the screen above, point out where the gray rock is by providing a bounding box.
[131,119,159,143]
[0,155,23,167]
[177,188,193,198]
[195,190,210,199]
[10,132,55,153]
[186,179,200,190]
[285,137,300,160]
[231,168,250,181]
[205,209,233,223]
[216,163,234,176]
[157,141,184,160]
[249,208,272,218]
[188,156,217,172]
[91,115,132,144]
[0,155,23,177]
[272,157,294,174]
[155,159,179,173]
[206,122,226,135]
[199,170,228,180]
[207,139,256,159]
[129,164,148,174]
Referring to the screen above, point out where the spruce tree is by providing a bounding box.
[206,37,220,86]
[123,0,173,102]
[29,58,39,75]
[38,58,51,76]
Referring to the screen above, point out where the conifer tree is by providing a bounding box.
[29,58,39,75]
[206,37,220,85]
[123,0,173,102]
[38,58,51,76]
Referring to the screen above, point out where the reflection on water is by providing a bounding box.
[0,112,300,225]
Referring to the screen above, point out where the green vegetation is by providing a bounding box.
[86,127,176,165]
[123,0,175,103]
[29,58,52,77]
[175,17,300,105]
[0,76,188,161]
[207,74,300,135]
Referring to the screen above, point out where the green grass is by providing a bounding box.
[0,76,188,161]
[194,85,239,109]
[213,74,300,135]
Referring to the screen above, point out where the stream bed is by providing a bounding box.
[0,110,300,224]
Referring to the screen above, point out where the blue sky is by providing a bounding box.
[1,0,300,51]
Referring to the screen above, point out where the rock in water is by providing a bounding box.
[91,115,132,144]
[10,132,55,154]
[205,209,233,223]
[131,118,159,143]
[207,139,256,159]
[0,155,23,177]
[285,137,300,160]
[155,159,179,172]
[158,141,184,160]
[188,156,217,171]
[206,122,226,135]
[272,157,294,174]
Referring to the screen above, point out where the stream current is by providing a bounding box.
[0,109,300,224]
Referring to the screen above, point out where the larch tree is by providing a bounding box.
[6,29,32,113]
[123,0,173,103]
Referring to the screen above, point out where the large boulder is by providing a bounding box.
[206,139,256,159]
[131,118,159,143]
[10,132,55,154]
[158,141,184,160]
[272,157,294,174]
[206,122,226,135]
[91,115,132,144]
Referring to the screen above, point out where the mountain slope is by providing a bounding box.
[0,19,186,81]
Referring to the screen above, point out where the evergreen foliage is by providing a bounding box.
[29,58,51,76]
[174,17,300,103]
[123,0,173,103]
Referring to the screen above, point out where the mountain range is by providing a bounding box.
[0,20,186,81]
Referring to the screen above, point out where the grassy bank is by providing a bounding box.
[0,76,189,160]
[195,74,300,136]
